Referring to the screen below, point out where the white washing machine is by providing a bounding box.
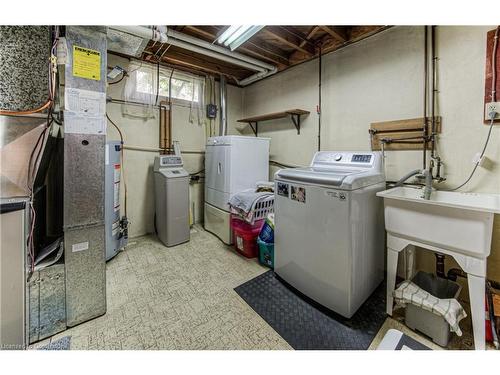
[274,151,385,318]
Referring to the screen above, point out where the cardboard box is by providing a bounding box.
[493,292,500,317]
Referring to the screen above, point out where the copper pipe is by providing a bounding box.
[168,69,174,151]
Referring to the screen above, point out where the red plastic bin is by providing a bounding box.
[231,217,264,258]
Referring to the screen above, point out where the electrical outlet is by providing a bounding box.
[485,102,500,120]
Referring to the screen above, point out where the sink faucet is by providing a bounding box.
[421,169,433,200]
[394,168,433,200]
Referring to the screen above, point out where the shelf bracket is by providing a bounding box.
[249,121,258,137]
[290,114,301,134]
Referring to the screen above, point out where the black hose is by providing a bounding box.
[269,160,299,169]
[318,44,322,152]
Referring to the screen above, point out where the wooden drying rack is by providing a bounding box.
[369,116,442,151]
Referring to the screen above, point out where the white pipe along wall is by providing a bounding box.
[228,25,500,293]
[108,26,278,85]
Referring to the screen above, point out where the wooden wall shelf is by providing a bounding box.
[237,109,310,136]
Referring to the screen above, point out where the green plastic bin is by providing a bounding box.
[257,238,274,268]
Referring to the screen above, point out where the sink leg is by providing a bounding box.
[386,248,399,316]
[468,274,486,350]
[405,245,416,280]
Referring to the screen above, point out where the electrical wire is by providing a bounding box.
[269,160,300,169]
[107,72,126,85]
[445,25,499,192]
[106,113,128,217]
[446,117,496,191]
[189,168,205,176]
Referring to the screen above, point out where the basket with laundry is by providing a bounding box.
[393,271,467,347]
[229,182,275,259]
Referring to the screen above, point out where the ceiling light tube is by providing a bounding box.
[223,26,251,46]
[217,25,241,45]
[229,25,264,51]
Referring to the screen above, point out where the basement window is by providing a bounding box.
[132,64,202,104]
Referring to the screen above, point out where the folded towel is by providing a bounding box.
[393,280,467,336]
[229,189,273,214]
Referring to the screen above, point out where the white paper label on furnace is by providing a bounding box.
[65,87,106,115]
[72,241,89,253]
[114,164,120,212]
[64,111,106,135]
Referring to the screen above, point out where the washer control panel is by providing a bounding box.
[351,154,372,163]
[312,151,377,168]
[159,155,183,167]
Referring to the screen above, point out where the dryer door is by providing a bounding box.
[205,145,231,192]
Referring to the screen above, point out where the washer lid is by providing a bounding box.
[275,167,361,187]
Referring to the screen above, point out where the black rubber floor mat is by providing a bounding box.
[235,270,386,350]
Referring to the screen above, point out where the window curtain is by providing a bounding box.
[188,74,206,127]
[122,61,158,119]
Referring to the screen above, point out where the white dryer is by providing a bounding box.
[204,136,270,244]
[274,151,385,318]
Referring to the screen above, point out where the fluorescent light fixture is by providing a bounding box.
[223,26,248,47]
[217,25,241,45]
[217,25,264,51]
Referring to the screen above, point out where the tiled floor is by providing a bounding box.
[39,226,291,350]
[36,225,478,350]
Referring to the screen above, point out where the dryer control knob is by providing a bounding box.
[334,154,343,161]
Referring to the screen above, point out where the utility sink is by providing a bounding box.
[377,186,500,258]
[377,186,500,350]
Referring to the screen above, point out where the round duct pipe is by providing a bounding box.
[109,26,278,82]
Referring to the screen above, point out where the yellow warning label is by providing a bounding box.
[72,45,101,81]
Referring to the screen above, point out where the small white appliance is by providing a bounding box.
[204,136,270,244]
[274,151,385,318]
[154,155,190,247]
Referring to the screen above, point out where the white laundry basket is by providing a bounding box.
[230,195,274,224]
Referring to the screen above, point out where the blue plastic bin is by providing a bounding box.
[257,238,274,268]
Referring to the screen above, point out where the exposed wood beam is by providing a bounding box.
[300,26,320,48]
[262,26,316,56]
[184,25,217,41]
[244,38,289,66]
[280,26,316,48]
[320,26,348,43]
[348,25,388,42]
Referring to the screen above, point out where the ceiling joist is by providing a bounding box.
[320,26,348,43]
[140,25,389,86]
[262,26,316,56]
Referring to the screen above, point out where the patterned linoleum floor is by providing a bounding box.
[36,225,480,350]
[38,226,291,350]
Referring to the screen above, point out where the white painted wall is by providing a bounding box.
[230,26,500,284]
[106,54,243,237]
